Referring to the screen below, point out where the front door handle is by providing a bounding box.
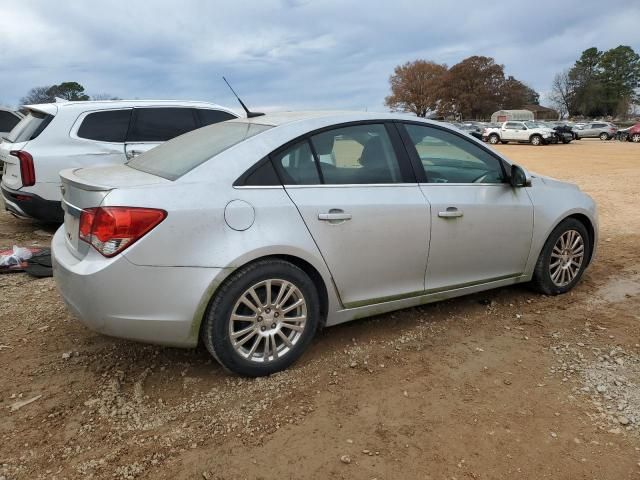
[438,207,463,218]
[318,210,352,222]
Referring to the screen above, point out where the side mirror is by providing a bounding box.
[510,164,532,187]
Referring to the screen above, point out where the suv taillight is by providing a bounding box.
[10,150,35,186]
[79,207,167,257]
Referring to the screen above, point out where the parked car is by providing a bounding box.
[52,111,598,376]
[574,122,617,140]
[551,124,575,143]
[1,100,238,223]
[483,121,556,145]
[0,107,23,139]
[623,123,640,143]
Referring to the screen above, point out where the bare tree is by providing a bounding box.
[91,93,121,100]
[385,60,448,117]
[549,71,573,118]
[20,86,53,105]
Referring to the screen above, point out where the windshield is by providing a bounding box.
[6,110,53,143]
[128,121,273,180]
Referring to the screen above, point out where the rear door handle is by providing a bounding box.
[126,150,143,160]
[318,210,352,222]
[438,207,463,218]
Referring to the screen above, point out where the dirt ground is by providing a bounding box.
[1,139,640,480]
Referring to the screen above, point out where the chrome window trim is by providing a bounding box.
[283,183,419,189]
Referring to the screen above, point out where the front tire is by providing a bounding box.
[531,218,591,295]
[201,259,320,376]
[632,133,640,143]
[599,132,610,141]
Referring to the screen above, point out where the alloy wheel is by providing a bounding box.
[632,133,640,143]
[228,279,307,363]
[549,229,585,287]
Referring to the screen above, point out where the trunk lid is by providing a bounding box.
[60,165,169,259]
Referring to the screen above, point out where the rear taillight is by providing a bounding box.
[79,207,166,257]
[10,150,35,186]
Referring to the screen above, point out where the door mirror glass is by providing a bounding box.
[510,164,532,187]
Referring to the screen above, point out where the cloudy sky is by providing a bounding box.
[1,0,639,113]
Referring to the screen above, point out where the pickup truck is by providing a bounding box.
[482,121,556,146]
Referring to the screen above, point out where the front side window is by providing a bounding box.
[77,109,132,142]
[403,123,505,184]
[309,124,402,184]
[128,108,198,142]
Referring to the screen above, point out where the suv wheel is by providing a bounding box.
[488,134,500,145]
[201,259,320,377]
[530,134,543,146]
[531,218,590,295]
[599,132,610,141]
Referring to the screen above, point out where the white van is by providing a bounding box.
[0,100,237,222]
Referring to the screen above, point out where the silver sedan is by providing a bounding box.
[52,112,598,376]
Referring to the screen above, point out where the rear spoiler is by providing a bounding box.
[60,168,114,192]
[21,103,58,116]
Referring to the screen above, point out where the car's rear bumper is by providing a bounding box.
[1,184,63,223]
[51,227,226,348]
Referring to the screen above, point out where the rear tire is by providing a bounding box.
[599,132,610,141]
[488,134,500,145]
[201,259,320,377]
[531,218,591,295]
[530,135,543,146]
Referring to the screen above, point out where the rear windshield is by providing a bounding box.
[6,110,53,143]
[127,121,272,180]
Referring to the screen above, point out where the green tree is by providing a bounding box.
[598,45,640,116]
[569,47,604,116]
[46,82,90,101]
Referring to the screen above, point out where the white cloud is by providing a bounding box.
[1,0,638,110]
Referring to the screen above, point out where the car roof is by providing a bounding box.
[226,110,432,128]
[23,100,238,116]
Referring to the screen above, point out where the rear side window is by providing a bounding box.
[128,121,272,180]
[6,110,53,143]
[0,111,20,132]
[310,124,403,184]
[128,108,198,142]
[272,141,321,185]
[197,109,236,127]
[77,109,132,142]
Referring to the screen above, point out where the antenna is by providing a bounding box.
[222,77,264,118]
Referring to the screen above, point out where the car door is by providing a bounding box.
[582,123,597,138]
[398,122,534,292]
[272,122,431,308]
[124,107,199,159]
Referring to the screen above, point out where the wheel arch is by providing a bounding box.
[565,213,596,265]
[192,251,334,345]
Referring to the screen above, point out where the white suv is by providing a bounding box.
[0,100,237,222]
